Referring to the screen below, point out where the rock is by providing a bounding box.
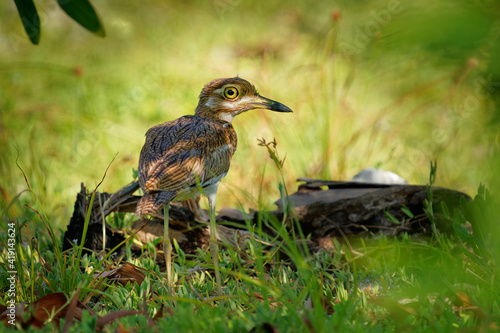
[351,167,408,185]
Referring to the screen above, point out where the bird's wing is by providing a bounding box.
[138,116,237,193]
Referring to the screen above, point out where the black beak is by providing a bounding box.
[254,95,293,113]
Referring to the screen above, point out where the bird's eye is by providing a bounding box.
[223,86,239,100]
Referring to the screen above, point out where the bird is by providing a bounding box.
[135,77,292,295]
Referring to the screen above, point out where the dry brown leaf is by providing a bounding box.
[116,322,132,333]
[454,290,473,307]
[62,289,82,333]
[95,310,155,331]
[83,263,149,309]
[97,263,146,287]
[18,292,85,329]
[2,289,162,331]
[453,291,486,320]
[29,293,70,328]
[249,292,283,308]
[152,303,165,321]
[152,302,173,320]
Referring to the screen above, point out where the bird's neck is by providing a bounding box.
[195,101,235,123]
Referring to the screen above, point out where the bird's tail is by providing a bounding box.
[136,191,176,217]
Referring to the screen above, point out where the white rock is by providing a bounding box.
[351,167,407,185]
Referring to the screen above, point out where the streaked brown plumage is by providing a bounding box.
[136,77,291,216]
[135,77,292,294]
[136,116,237,216]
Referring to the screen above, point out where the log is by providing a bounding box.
[63,179,470,258]
[271,179,469,246]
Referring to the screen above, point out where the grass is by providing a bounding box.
[1,153,500,331]
[1,0,500,331]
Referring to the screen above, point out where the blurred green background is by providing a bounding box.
[1,0,499,227]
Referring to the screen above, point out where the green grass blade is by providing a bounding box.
[74,154,117,285]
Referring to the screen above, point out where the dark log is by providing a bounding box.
[270,179,469,247]
[62,182,208,258]
[63,179,470,258]
[62,183,127,255]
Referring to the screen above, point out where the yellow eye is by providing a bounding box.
[223,86,239,100]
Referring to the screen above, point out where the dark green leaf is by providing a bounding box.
[13,0,40,45]
[401,205,414,219]
[440,201,450,220]
[459,196,468,218]
[384,210,400,225]
[453,222,474,247]
[460,247,491,277]
[57,0,105,37]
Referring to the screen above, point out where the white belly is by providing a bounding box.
[172,172,227,202]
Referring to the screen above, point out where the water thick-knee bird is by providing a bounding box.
[136,77,292,294]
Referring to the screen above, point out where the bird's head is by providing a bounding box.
[195,77,292,123]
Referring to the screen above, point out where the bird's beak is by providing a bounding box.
[253,95,293,113]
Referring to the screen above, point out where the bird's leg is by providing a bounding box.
[207,192,223,297]
[164,204,173,292]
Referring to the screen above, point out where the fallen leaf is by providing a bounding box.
[62,289,82,333]
[249,292,283,308]
[19,293,84,329]
[453,291,486,320]
[152,303,165,321]
[97,263,146,287]
[95,310,155,331]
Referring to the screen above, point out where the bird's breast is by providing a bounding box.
[138,117,238,194]
[172,171,227,202]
